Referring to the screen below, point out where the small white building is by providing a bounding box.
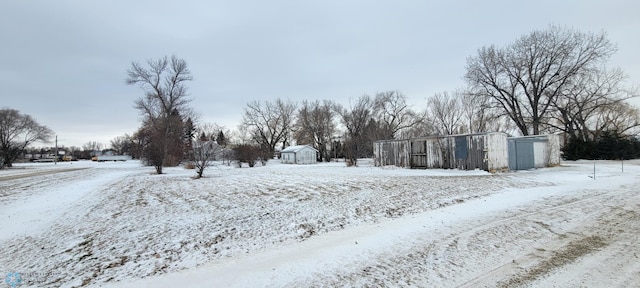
[280,145,318,164]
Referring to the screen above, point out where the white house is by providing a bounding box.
[280,145,318,164]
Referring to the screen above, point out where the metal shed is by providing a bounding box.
[374,132,509,172]
[508,134,561,170]
[280,145,318,164]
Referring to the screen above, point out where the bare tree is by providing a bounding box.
[334,95,374,166]
[235,124,254,145]
[110,134,132,155]
[402,119,438,138]
[593,101,640,137]
[241,98,297,159]
[129,128,148,160]
[465,25,616,136]
[294,100,336,161]
[126,55,193,174]
[427,91,464,135]
[82,141,104,158]
[233,144,261,167]
[460,90,505,133]
[372,90,422,139]
[191,124,222,178]
[0,108,53,168]
[550,67,639,140]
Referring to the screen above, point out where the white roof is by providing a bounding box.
[281,145,318,153]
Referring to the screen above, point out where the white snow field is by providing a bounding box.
[0,159,639,287]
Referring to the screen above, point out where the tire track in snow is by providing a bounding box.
[0,167,139,241]
[298,180,639,287]
[101,176,565,288]
[454,187,629,287]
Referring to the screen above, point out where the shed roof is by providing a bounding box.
[281,145,318,153]
[508,134,556,142]
[373,132,508,144]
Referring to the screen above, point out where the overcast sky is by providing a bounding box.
[1,1,639,148]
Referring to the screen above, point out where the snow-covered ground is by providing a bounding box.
[1,159,639,287]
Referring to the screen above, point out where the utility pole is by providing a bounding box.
[54,135,58,165]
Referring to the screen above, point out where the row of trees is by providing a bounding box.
[240,91,427,166]
[235,91,501,166]
[122,85,424,173]
[465,25,640,152]
[122,53,431,173]
[239,26,640,164]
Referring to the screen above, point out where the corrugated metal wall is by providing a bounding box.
[508,140,535,170]
[373,140,410,167]
[374,132,509,172]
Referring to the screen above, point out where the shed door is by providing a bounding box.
[509,140,534,170]
[455,136,468,160]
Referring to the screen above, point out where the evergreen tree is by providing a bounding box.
[216,130,227,148]
[184,117,195,160]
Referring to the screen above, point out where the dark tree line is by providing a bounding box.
[562,131,640,160]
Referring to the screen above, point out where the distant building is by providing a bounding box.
[280,145,318,165]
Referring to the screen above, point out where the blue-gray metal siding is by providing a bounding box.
[455,136,468,160]
[509,140,535,170]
